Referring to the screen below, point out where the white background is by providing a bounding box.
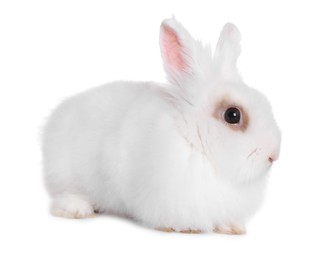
[1,0,327,259]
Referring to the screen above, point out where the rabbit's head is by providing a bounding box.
[160,18,281,184]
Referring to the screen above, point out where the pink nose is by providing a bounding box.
[268,155,278,163]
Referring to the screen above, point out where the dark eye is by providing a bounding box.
[224,107,241,124]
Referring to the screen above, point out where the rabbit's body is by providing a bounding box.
[43,19,281,234]
[44,81,264,232]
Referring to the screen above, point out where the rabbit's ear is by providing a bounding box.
[160,18,196,86]
[214,23,241,79]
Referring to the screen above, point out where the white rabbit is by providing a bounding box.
[43,18,281,234]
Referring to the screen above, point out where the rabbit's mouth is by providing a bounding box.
[247,148,274,167]
[247,148,259,160]
[246,148,264,165]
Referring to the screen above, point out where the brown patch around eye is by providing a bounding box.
[212,98,249,132]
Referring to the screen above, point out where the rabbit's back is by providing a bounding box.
[43,81,184,214]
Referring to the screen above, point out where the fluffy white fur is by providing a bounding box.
[43,18,281,234]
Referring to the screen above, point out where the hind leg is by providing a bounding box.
[50,193,95,219]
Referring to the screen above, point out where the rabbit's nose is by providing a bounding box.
[268,154,279,164]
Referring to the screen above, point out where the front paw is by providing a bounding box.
[214,224,246,235]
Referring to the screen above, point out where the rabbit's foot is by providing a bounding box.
[50,194,95,219]
[214,223,246,235]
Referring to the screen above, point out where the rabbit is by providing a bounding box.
[42,18,281,234]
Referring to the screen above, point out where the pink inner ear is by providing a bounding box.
[162,26,186,71]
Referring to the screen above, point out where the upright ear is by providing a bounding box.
[160,18,196,86]
[214,23,241,79]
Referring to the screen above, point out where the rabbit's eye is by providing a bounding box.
[224,107,241,124]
